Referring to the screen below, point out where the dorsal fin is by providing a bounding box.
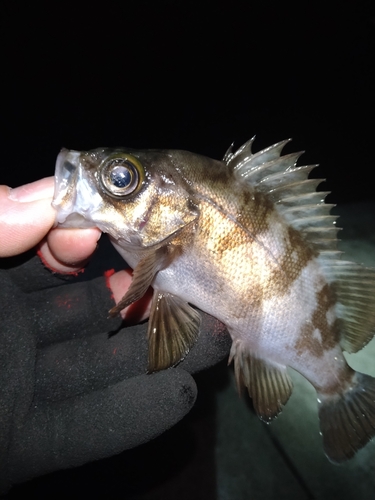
[225,138,375,355]
[225,137,292,174]
[224,138,338,254]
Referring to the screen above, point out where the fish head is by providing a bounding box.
[52,147,199,249]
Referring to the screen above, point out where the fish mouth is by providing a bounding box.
[53,149,80,204]
[52,148,101,228]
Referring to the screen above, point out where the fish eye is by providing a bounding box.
[100,154,145,197]
[110,165,133,188]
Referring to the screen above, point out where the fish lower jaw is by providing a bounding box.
[54,211,98,229]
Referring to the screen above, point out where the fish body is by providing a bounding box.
[52,138,375,463]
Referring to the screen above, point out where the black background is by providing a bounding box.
[2,2,375,205]
[2,1,375,498]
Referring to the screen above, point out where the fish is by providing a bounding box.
[52,137,375,463]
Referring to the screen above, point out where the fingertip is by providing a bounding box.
[108,269,152,322]
[167,368,198,411]
[124,368,197,428]
[39,227,102,273]
[179,313,231,374]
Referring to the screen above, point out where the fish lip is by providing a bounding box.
[52,148,81,215]
[54,148,80,187]
[52,148,99,227]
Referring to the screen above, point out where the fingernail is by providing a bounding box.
[8,177,54,202]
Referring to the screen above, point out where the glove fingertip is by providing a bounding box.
[180,313,232,374]
[161,368,197,413]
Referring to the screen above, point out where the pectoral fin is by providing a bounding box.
[109,247,170,317]
[147,292,201,371]
[229,342,293,421]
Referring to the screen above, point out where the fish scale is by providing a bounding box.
[52,138,375,463]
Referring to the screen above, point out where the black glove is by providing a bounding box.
[0,252,231,495]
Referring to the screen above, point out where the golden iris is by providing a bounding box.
[100,153,145,197]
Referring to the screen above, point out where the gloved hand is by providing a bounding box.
[0,180,231,495]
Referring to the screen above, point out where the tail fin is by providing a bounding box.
[317,372,375,463]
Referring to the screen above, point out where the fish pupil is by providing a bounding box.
[110,165,132,188]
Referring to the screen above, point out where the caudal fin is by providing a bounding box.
[317,372,375,463]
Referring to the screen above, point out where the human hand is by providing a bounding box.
[0,177,135,310]
[0,178,231,493]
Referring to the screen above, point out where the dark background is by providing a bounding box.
[2,2,375,205]
[2,1,375,498]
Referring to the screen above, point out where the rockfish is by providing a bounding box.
[52,137,375,463]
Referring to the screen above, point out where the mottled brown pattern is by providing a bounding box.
[241,189,252,207]
[315,365,354,395]
[315,285,340,349]
[191,181,320,317]
[215,228,239,257]
[295,284,340,358]
[331,366,354,394]
[252,190,275,225]
[297,322,325,357]
[247,222,317,302]
[168,220,197,251]
[243,191,318,300]
[269,226,317,296]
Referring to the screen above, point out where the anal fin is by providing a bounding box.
[148,292,201,371]
[229,342,293,422]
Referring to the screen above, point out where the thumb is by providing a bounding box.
[0,178,55,257]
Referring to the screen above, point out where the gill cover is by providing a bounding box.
[99,151,200,248]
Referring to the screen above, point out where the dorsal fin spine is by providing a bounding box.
[227,138,375,355]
